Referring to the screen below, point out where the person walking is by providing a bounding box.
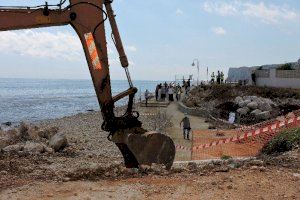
[180,113,191,140]
[217,71,221,84]
[145,89,150,107]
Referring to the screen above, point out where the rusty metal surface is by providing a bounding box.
[113,130,176,169]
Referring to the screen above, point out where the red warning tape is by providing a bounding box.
[176,113,300,151]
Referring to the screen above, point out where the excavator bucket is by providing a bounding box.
[112,128,176,170]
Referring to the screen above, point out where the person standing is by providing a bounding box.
[180,114,191,140]
[176,84,182,101]
[155,84,159,101]
[220,71,224,84]
[161,85,166,101]
[217,71,221,84]
[145,89,150,107]
[211,72,215,84]
[158,85,162,101]
[168,86,174,101]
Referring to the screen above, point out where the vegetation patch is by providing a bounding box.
[261,127,300,155]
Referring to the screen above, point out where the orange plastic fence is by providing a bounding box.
[190,110,300,160]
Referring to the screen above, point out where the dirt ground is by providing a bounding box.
[1,166,299,200]
[1,101,299,199]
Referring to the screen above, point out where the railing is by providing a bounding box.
[276,70,300,78]
[255,70,270,78]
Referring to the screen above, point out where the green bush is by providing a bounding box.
[220,155,232,160]
[261,127,300,155]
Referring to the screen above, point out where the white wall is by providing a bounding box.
[256,69,300,89]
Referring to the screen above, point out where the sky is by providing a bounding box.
[0,0,299,81]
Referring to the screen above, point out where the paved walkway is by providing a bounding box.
[165,102,209,161]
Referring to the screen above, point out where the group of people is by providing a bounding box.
[211,71,224,84]
[145,82,192,140]
[154,82,184,102]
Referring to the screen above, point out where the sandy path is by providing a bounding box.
[166,102,209,161]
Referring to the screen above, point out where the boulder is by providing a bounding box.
[49,133,68,152]
[24,142,45,154]
[38,127,59,139]
[238,100,251,108]
[247,102,258,110]
[234,96,243,104]
[258,102,272,112]
[244,96,258,101]
[237,107,250,115]
[256,111,271,120]
[251,109,262,115]
[0,137,11,149]
[184,99,195,107]
[3,144,23,152]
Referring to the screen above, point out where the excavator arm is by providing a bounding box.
[0,0,175,169]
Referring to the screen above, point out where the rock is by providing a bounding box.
[23,142,45,154]
[0,137,11,149]
[256,111,271,120]
[49,133,68,152]
[211,181,217,186]
[3,144,23,152]
[250,166,258,170]
[234,96,243,104]
[44,146,54,154]
[185,99,195,107]
[247,102,258,110]
[139,164,151,172]
[27,126,40,141]
[2,122,12,126]
[38,127,59,140]
[237,107,250,115]
[4,129,19,140]
[0,170,8,175]
[251,109,262,115]
[213,166,230,172]
[227,185,233,190]
[151,163,166,173]
[187,162,197,171]
[258,102,272,112]
[244,96,258,101]
[18,122,30,140]
[238,100,251,108]
[248,159,264,166]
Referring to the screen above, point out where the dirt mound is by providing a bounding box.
[203,85,300,101]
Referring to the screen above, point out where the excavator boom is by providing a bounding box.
[0,0,175,169]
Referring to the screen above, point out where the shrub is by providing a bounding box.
[221,155,232,160]
[261,127,300,155]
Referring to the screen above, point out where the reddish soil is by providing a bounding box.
[1,167,299,200]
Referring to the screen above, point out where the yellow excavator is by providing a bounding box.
[0,0,175,169]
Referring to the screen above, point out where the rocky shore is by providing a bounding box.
[0,105,171,189]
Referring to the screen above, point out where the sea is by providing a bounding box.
[0,78,161,124]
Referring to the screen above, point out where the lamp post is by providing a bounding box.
[192,59,199,86]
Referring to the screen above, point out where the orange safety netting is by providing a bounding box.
[191,110,300,160]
